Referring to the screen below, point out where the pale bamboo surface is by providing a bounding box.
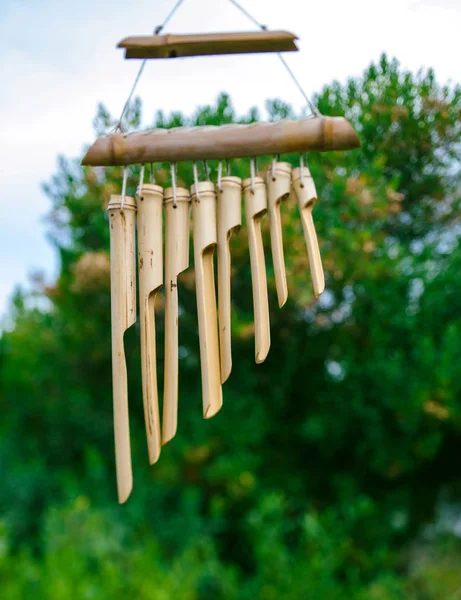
[292,167,325,298]
[118,30,298,60]
[137,184,163,465]
[191,182,223,418]
[243,177,271,364]
[217,176,242,383]
[266,162,292,308]
[81,117,361,167]
[162,187,191,445]
[107,194,137,504]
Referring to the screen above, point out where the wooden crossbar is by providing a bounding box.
[81,117,360,166]
[117,30,298,60]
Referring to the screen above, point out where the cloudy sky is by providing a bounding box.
[0,0,459,319]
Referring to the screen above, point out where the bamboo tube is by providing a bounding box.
[217,176,242,384]
[162,187,191,445]
[81,116,361,167]
[191,182,223,418]
[266,162,292,308]
[292,167,325,298]
[107,194,136,503]
[243,177,271,364]
[137,183,163,464]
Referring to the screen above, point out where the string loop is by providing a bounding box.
[121,167,128,212]
[193,162,200,201]
[170,162,178,208]
[250,157,256,194]
[217,161,223,192]
[137,164,145,197]
[203,160,210,181]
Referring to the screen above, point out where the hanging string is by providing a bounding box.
[193,162,200,201]
[154,0,188,34]
[203,160,210,181]
[250,157,256,194]
[170,162,178,208]
[113,0,189,132]
[137,164,145,196]
[277,54,320,117]
[121,167,128,212]
[227,0,320,117]
[299,155,305,188]
[114,62,147,133]
[217,161,223,192]
[228,0,267,29]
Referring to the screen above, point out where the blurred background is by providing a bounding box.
[1,0,461,598]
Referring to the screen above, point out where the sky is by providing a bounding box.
[0,0,460,319]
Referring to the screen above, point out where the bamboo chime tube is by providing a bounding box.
[292,166,325,298]
[107,194,137,503]
[137,183,163,464]
[243,177,271,364]
[191,182,223,418]
[217,176,242,384]
[266,162,292,308]
[162,187,191,445]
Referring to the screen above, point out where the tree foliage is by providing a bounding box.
[1,55,461,597]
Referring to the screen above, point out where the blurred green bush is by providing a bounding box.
[0,54,460,597]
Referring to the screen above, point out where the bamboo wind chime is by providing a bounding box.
[82,23,360,502]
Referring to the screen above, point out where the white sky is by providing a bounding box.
[0,0,460,318]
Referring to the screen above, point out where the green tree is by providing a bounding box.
[0,54,460,598]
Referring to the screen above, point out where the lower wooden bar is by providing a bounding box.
[81,116,360,167]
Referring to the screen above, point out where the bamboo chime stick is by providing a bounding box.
[137,183,163,465]
[243,177,271,364]
[107,194,137,503]
[217,176,242,384]
[191,182,223,418]
[292,166,325,298]
[266,162,292,308]
[162,187,191,445]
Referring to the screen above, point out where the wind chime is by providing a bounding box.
[81,4,361,503]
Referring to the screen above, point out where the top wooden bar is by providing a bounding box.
[117,30,298,59]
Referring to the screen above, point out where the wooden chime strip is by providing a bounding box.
[217,176,242,383]
[118,30,298,60]
[107,194,137,503]
[81,116,360,166]
[137,184,163,464]
[266,162,291,308]
[292,166,325,298]
[191,182,223,418]
[243,177,270,364]
[162,187,191,445]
